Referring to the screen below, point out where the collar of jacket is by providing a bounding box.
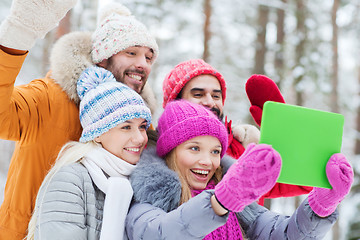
[130,147,182,212]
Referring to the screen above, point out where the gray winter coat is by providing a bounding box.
[33,162,103,240]
[126,147,338,240]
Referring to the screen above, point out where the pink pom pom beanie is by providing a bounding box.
[156,100,228,158]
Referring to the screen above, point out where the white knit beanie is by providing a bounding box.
[92,3,159,64]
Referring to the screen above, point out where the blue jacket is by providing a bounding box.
[126,147,338,239]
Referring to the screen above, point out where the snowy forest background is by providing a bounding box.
[1,0,360,239]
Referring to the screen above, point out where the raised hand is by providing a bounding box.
[245,74,285,126]
[308,153,354,217]
[0,0,78,50]
[214,143,282,212]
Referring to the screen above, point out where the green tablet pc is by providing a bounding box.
[259,101,344,189]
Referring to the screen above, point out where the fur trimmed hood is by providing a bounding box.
[50,31,93,105]
[130,147,181,212]
[49,31,157,113]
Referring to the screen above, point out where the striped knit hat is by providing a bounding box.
[157,100,228,158]
[162,59,226,108]
[92,3,159,64]
[77,66,152,142]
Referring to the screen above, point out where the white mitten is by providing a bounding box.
[232,123,260,148]
[0,0,78,50]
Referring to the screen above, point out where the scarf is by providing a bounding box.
[192,180,243,240]
[82,146,136,240]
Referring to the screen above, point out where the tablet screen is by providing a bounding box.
[259,101,344,188]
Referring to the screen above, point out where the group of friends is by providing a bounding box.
[0,0,354,240]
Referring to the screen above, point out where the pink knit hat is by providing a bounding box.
[162,59,227,108]
[156,100,228,158]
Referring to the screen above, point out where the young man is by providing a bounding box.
[0,1,158,239]
[163,59,259,158]
[162,59,312,206]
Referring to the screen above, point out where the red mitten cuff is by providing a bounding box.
[249,105,263,126]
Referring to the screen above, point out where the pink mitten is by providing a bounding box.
[214,143,282,212]
[245,74,285,126]
[308,153,354,217]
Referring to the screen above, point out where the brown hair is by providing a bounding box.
[165,149,223,206]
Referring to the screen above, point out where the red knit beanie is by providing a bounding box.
[162,59,227,108]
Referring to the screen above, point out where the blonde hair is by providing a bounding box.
[26,141,97,240]
[165,149,222,206]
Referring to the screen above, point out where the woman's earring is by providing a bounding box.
[94,136,101,143]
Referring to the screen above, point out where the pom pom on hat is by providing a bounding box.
[77,65,116,99]
[162,59,226,108]
[92,3,159,64]
[78,66,152,142]
[156,100,228,158]
[97,3,131,24]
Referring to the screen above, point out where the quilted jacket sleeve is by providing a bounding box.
[220,154,312,206]
[34,164,88,240]
[126,190,228,240]
[236,198,338,240]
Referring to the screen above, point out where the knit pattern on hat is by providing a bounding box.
[92,3,159,63]
[156,100,228,158]
[162,59,226,108]
[78,66,152,142]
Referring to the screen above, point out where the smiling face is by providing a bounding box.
[95,118,148,165]
[174,135,222,190]
[99,46,154,94]
[179,75,224,120]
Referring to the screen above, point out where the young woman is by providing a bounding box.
[26,66,152,240]
[127,100,353,240]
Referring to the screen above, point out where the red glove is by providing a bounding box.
[245,75,285,126]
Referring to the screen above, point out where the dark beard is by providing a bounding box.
[107,60,147,94]
[210,107,224,121]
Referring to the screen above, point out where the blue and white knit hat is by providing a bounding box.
[92,3,159,64]
[77,66,152,142]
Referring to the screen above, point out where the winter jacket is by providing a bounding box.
[0,31,157,240]
[127,147,338,240]
[238,200,338,239]
[0,32,87,240]
[225,119,313,205]
[33,162,103,240]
